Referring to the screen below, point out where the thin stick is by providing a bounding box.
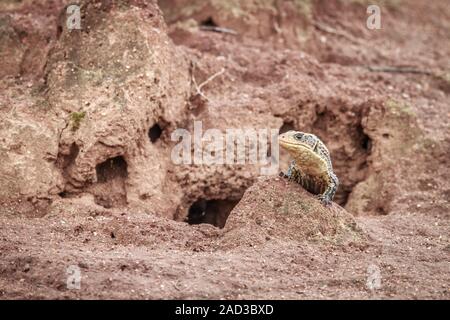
[199,25,238,35]
[190,62,226,101]
[198,68,225,91]
[190,61,208,101]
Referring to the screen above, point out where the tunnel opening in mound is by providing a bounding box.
[200,17,218,28]
[93,156,128,208]
[357,124,372,153]
[148,123,162,143]
[186,198,240,228]
[279,121,295,134]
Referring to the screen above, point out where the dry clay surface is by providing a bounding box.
[0,0,449,299]
[0,177,448,299]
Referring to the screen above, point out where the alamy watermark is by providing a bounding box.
[366,5,381,30]
[171,121,279,175]
[66,4,81,30]
[366,264,382,290]
[66,264,81,290]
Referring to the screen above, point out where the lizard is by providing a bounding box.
[278,130,339,206]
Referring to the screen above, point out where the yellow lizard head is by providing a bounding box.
[278,130,320,154]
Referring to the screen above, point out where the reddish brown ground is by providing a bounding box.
[0,177,448,299]
[0,0,449,299]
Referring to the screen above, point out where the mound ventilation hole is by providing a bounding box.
[58,191,68,198]
[376,206,388,215]
[200,17,217,27]
[279,121,295,134]
[57,25,63,38]
[361,134,371,151]
[357,124,372,152]
[148,123,162,143]
[186,198,240,228]
[94,156,128,208]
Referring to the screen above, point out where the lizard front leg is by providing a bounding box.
[318,172,339,206]
[279,160,296,179]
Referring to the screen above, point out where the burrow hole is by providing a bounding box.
[357,124,372,152]
[279,121,295,134]
[58,191,68,198]
[148,123,162,143]
[93,156,128,208]
[200,17,218,28]
[186,198,240,228]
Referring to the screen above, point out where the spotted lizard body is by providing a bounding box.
[278,130,339,206]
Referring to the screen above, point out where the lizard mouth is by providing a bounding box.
[278,139,313,151]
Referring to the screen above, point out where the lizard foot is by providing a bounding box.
[279,171,289,179]
[317,194,332,207]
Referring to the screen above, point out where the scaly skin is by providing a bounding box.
[278,131,339,206]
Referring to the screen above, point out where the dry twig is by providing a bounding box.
[198,68,226,91]
[199,25,238,35]
[190,62,226,101]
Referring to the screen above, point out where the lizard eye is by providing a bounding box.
[294,133,303,140]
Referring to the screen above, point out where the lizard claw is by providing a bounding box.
[279,171,289,179]
[317,194,332,207]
